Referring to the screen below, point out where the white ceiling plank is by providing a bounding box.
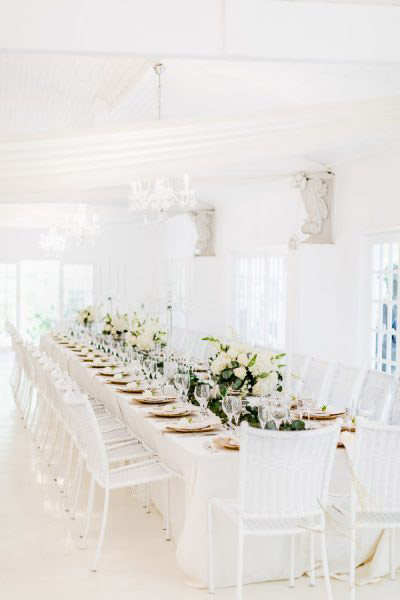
[1,0,400,64]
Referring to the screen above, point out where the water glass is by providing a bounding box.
[222,396,234,430]
[257,401,269,430]
[194,383,211,415]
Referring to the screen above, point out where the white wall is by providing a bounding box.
[295,151,400,366]
[162,151,400,369]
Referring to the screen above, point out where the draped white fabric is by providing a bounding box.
[2,96,400,192]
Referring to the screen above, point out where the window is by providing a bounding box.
[0,264,17,346]
[231,251,286,349]
[370,237,399,373]
[20,260,60,341]
[63,264,94,320]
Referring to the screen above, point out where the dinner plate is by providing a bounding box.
[149,405,192,418]
[164,419,220,433]
[132,395,176,404]
[213,435,240,451]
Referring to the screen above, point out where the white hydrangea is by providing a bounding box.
[136,332,154,352]
[211,352,230,375]
[233,366,247,380]
[237,353,249,367]
[252,371,279,396]
[125,331,137,346]
[249,352,274,377]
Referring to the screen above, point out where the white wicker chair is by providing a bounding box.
[389,377,400,425]
[208,420,341,600]
[74,398,176,571]
[354,369,395,422]
[289,353,311,394]
[345,419,400,598]
[301,357,332,405]
[324,363,362,411]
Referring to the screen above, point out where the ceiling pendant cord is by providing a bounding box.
[153,63,165,121]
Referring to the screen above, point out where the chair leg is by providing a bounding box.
[91,488,110,572]
[236,525,243,600]
[390,528,396,580]
[54,428,66,481]
[71,457,83,520]
[350,526,356,600]
[309,531,315,586]
[80,476,95,549]
[320,532,333,600]
[47,419,59,465]
[164,480,171,541]
[208,500,215,594]
[289,534,295,587]
[145,483,150,513]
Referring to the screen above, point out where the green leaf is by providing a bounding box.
[247,354,257,368]
[219,383,227,397]
[258,372,269,379]
[221,368,233,380]
[202,336,219,343]
[231,360,239,369]
[232,378,243,390]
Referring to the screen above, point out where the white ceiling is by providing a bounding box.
[2,54,400,138]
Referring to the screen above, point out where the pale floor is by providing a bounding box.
[0,352,399,600]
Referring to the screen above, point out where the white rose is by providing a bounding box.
[103,324,111,332]
[237,353,249,367]
[233,366,246,380]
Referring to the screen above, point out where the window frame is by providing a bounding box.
[229,247,287,350]
[365,230,400,374]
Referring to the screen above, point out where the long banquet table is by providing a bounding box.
[41,335,396,589]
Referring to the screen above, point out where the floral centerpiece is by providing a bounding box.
[125,315,166,352]
[102,313,129,338]
[203,336,284,398]
[77,306,95,328]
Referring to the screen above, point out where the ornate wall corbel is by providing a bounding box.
[191,210,215,256]
[293,170,335,244]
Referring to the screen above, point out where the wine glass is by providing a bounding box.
[270,399,287,431]
[174,373,190,402]
[296,396,305,421]
[194,383,211,416]
[222,396,234,430]
[303,395,315,422]
[231,396,243,428]
[257,400,269,430]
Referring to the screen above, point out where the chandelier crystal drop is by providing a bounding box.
[39,227,67,255]
[65,204,101,245]
[127,64,196,223]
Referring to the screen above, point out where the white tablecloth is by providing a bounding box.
[41,336,397,588]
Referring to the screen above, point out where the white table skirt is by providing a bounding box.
[41,336,398,588]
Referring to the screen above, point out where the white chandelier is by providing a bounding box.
[128,64,196,224]
[39,227,67,255]
[65,204,101,245]
[128,174,196,223]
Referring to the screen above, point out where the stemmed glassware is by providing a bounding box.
[194,383,211,416]
[231,396,243,428]
[174,372,190,403]
[222,396,234,430]
[270,398,287,431]
[257,399,269,430]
